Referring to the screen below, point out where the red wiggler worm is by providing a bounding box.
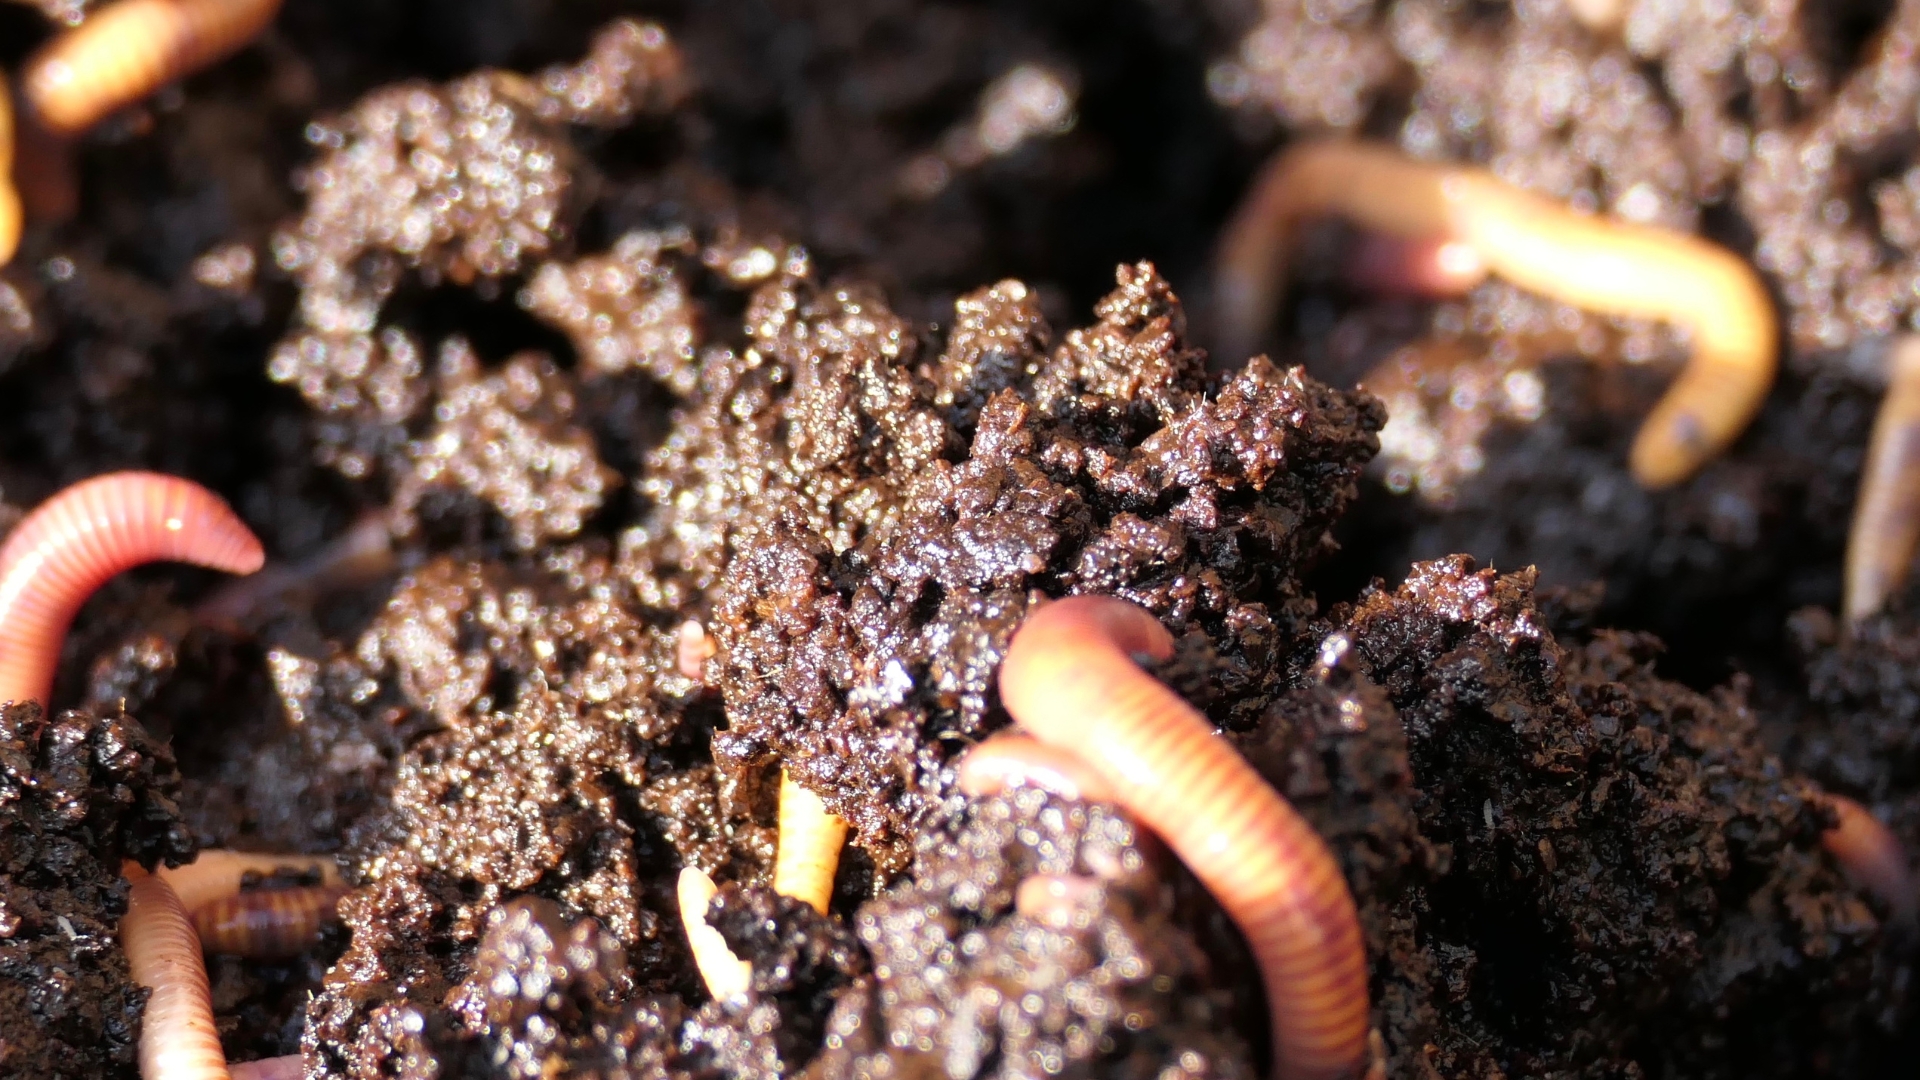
[121,862,231,1080]
[957,731,1117,803]
[1821,793,1917,924]
[0,471,265,707]
[155,849,341,914]
[998,595,1370,1080]
[191,884,350,958]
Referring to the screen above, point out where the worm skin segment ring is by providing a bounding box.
[191,884,350,958]
[1846,336,1920,625]
[998,595,1371,1080]
[677,865,753,1003]
[1821,794,1917,925]
[122,863,231,1080]
[22,0,284,137]
[957,731,1118,804]
[154,849,344,914]
[773,768,849,915]
[0,471,265,708]
[1215,140,1778,489]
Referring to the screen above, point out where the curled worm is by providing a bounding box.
[1215,140,1777,488]
[1821,793,1917,925]
[957,731,1116,804]
[23,0,284,136]
[999,596,1370,1080]
[677,865,752,1003]
[154,848,341,915]
[191,883,349,958]
[121,862,230,1080]
[1845,336,1920,625]
[772,769,847,915]
[0,472,264,707]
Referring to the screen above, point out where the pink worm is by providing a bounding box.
[0,471,264,707]
[957,732,1116,803]
[999,596,1370,1080]
[1821,794,1917,924]
[227,1056,302,1080]
[122,863,230,1080]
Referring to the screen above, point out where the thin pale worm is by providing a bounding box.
[23,0,284,136]
[1845,336,1920,625]
[0,472,264,707]
[1564,0,1628,34]
[192,884,348,957]
[957,732,1117,804]
[228,1056,301,1080]
[0,72,20,265]
[999,596,1370,1080]
[772,768,847,914]
[1821,794,1917,924]
[1216,140,1777,488]
[195,512,393,627]
[676,866,752,1002]
[675,619,715,682]
[122,862,230,1080]
[1014,873,1103,930]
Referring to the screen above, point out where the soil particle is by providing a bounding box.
[0,701,194,1080]
[1337,557,1895,1077]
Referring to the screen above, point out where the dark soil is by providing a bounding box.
[0,2,1916,1079]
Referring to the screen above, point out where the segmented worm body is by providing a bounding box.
[0,472,264,706]
[957,732,1117,803]
[192,884,349,958]
[154,849,341,915]
[773,769,848,914]
[1845,336,1920,625]
[122,863,230,1080]
[0,75,20,265]
[1216,140,1777,488]
[999,596,1370,1080]
[677,866,752,1002]
[23,0,284,136]
[1821,794,1917,924]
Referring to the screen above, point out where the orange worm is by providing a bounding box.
[957,731,1117,803]
[22,0,283,136]
[1821,794,1917,924]
[191,884,348,958]
[154,849,341,915]
[0,71,20,265]
[1845,336,1920,625]
[999,596,1370,1080]
[227,1056,301,1080]
[675,619,715,682]
[1216,140,1777,488]
[121,862,230,1080]
[772,769,847,915]
[0,472,264,706]
[676,866,752,1002]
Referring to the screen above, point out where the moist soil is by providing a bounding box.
[0,2,1917,1078]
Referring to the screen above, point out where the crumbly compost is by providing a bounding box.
[0,701,194,1079]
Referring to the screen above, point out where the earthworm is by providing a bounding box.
[154,849,342,915]
[0,472,265,707]
[1564,0,1627,34]
[0,73,20,266]
[676,866,752,1002]
[1820,793,1917,924]
[1343,235,1487,300]
[227,1056,301,1080]
[957,731,1117,803]
[675,619,715,682]
[772,768,847,915]
[22,0,284,136]
[1215,140,1777,488]
[999,595,1370,1080]
[191,884,349,958]
[121,862,230,1080]
[1014,873,1103,930]
[1844,336,1920,625]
